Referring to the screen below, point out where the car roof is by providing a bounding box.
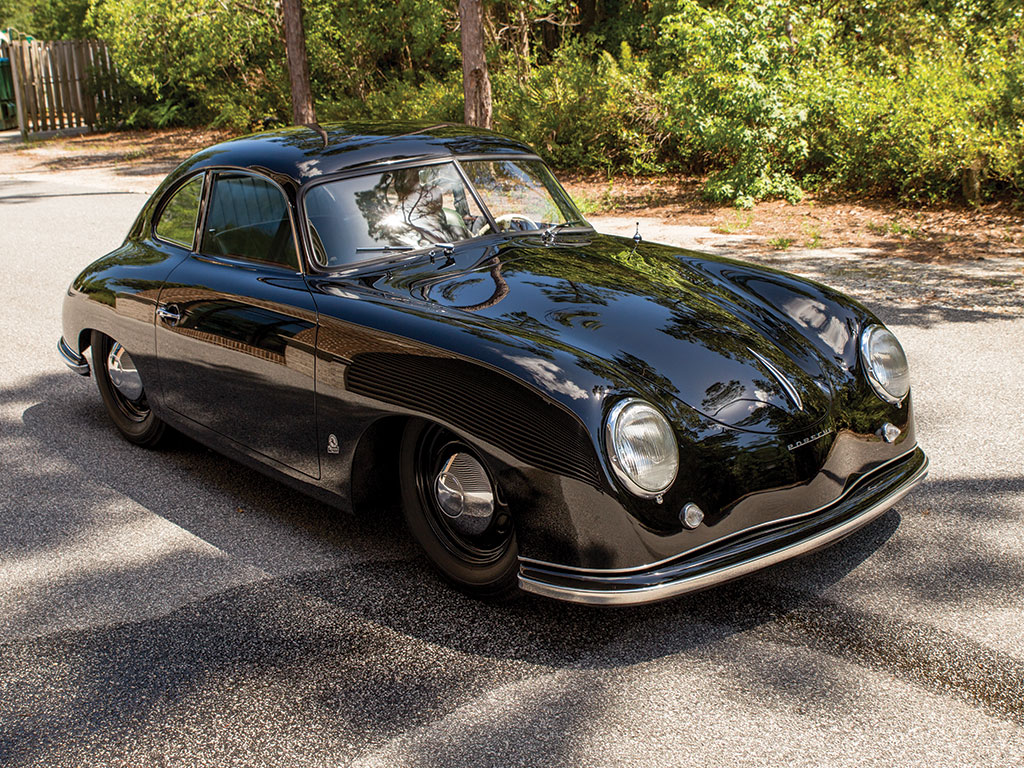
[174,121,538,186]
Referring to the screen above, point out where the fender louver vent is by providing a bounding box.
[346,352,602,487]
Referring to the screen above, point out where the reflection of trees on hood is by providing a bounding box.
[354,169,462,247]
[457,256,510,312]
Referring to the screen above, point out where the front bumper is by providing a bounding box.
[519,447,928,606]
[58,336,90,376]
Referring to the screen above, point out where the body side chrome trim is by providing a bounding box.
[519,455,928,606]
[58,337,90,376]
[519,445,919,576]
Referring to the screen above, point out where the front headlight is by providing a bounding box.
[860,324,910,404]
[605,399,679,499]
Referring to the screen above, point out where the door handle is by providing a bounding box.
[157,304,182,326]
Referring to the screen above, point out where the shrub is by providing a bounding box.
[493,39,666,174]
[76,0,1022,204]
[90,0,289,129]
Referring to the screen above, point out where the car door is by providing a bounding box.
[155,169,320,479]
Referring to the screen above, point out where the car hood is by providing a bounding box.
[368,233,840,434]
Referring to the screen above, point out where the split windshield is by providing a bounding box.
[303,157,587,268]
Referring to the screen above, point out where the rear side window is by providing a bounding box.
[155,174,204,248]
[201,173,298,269]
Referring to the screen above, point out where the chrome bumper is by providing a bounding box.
[519,447,928,606]
[58,337,90,376]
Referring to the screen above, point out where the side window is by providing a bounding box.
[201,172,298,269]
[154,174,204,248]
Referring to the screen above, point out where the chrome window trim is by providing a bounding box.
[452,158,498,233]
[297,153,589,273]
[152,171,207,252]
[197,167,305,275]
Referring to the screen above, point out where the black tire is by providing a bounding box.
[91,330,167,447]
[400,420,519,600]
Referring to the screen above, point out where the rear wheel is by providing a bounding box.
[400,420,518,599]
[91,330,167,447]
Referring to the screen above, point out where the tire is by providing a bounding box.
[400,420,519,600]
[91,330,167,447]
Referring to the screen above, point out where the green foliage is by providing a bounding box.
[18,0,1019,205]
[654,0,811,205]
[27,0,91,39]
[89,0,289,129]
[493,39,666,174]
[317,70,464,123]
[303,0,459,103]
[644,0,1024,203]
[0,0,37,33]
[123,100,183,130]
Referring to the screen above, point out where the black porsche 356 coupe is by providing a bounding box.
[59,122,927,605]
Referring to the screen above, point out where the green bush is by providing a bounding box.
[58,0,1023,204]
[317,71,464,124]
[89,0,289,129]
[493,39,666,174]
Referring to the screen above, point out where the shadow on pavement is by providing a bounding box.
[6,369,1022,766]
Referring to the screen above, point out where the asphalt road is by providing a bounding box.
[1,171,1023,767]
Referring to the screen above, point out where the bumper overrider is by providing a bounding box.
[519,447,928,606]
[58,336,90,376]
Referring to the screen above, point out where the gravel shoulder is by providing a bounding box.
[592,217,1024,321]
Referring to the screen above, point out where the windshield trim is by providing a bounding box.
[298,153,590,274]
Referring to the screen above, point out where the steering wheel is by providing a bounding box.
[473,213,538,236]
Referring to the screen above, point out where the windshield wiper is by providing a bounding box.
[354,242,456,264]
[355,245,414,253]
[541,219,591,244]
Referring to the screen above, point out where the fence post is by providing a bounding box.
[9,41,29,139]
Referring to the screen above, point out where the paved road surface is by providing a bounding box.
[1,172,1022,766]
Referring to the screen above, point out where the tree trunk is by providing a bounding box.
[459,0,492,129]
[577,0,598,35]
[515,5,530,83]
[281,0,316,125]
[962,158,983,204]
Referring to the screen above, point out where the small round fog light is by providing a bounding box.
[681,503,704,529]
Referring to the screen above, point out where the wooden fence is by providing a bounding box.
[7,39,122,137]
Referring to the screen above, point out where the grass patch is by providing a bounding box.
[713,212,755,235]
[867,220,922,238]
[803,224,824,249]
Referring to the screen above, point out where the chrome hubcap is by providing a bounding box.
[107,342,144,400]
[434,452,495,537]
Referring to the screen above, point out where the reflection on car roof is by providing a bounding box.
[173,121,537,187]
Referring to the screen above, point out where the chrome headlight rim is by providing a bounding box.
[604,397,679,500]
[860,324,910,406]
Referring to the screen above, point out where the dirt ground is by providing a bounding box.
[563,174,1024,263]
[3,127,1022,263]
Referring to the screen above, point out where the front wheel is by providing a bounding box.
[400,420,519,600]
[91,330,167,447]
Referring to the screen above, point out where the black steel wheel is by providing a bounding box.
[400,420,519,599]
[91,330,167,447]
